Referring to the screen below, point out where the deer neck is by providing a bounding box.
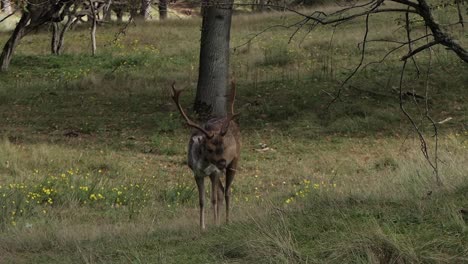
[188,134,224,176]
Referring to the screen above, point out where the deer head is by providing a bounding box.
[171,81,238,170]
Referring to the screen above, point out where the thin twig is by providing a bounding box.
[0,9,17,24]
[401,41,439,61]
[405,9,421,76]
[455,0,464,28]
[399,13,442,186]
[326,12,372,109]
[233,18,307,50]
[361,34,432,70]
[423,47,441,185]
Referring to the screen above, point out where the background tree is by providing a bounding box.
[1,0,13,14]
[195,0,234,119]
[0,0,70,71]
[159,0,167,20]
[140,0,152,20]
[51,2,85,55]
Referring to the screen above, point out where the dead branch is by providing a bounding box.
[401,40,438,61]
[423,47,441,185]
[326,12,372,108]
[455,0,465,28]
[398,10,442,186]
[0,9,16,23]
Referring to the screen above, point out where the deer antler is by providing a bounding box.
[221,79,239,136]
[171,82,213,138]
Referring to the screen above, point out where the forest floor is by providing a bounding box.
[0,5,467,263]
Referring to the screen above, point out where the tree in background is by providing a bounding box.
[159,0,168,20]
[195,0,234,119]
[1,0,13,14]
[140,0,152,20]
[0,0,72,71]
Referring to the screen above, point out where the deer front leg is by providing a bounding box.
[195,175,205,230]
[225,161,237,224]
[210,173,220,226]
[217,178,225,220]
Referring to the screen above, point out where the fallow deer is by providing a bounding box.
[171,81,240,230]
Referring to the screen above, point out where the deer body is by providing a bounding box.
[172,82,240,230]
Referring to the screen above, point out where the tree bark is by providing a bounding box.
[158,0,167,20]
[194,0,234,119]
[0,12,31,71]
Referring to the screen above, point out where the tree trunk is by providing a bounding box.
[104,0,112,21]
[1,0,12,14]
[0,12,31,71]
[89,0,97,56]
[158,0,167,20]
[140,0,151,20]
[194,0,234,119]
[257,0,266,12]
[51,16,75,55]
[116,9,123,22]
[129,4,138,20]
[51,22,60,55]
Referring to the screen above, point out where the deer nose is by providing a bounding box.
[216,159,227,169]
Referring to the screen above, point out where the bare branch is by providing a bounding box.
[401,40,438,61]
[389,0,419,9]
[423,48,441,185]
[455,0,464,28]
[399,13,442,185]
[233,18,307,50]
[404,9,420,75]
[417,0,468,63]
[0,9,16,24]
[327,12,372,108]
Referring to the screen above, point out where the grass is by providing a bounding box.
[0,4,467,263]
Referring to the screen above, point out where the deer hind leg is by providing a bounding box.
[195,175,205,230]
[225,161,237,224]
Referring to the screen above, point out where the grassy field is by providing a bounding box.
[0,5,467,263]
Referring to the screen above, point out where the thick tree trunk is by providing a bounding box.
[194,0,234,119]
[1,0,12,14]
[158,0,167,20]
[0,12,31,71]
[140,0,151,20]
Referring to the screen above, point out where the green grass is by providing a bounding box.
[0,5,467,263]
